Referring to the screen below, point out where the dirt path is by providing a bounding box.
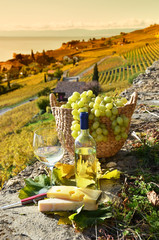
[78,56,111,78]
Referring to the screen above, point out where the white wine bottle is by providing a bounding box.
[75,112,97,189]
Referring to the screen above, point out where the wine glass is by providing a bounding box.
[33,126,65,185]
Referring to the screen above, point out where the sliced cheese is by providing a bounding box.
[79,188,102,204]
[38,198,98,212]
[47,186,84,201]
[47,186,102,204]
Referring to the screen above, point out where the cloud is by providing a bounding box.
[0,18,158,31]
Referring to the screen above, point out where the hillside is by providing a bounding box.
[0,60,159,239]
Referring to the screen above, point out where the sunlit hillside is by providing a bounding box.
[0,24,159,188]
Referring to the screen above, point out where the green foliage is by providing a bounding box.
[69,204,112,230]
[19,174,51,199]
[113,176,159,239]
[36,96,50,112]
[0,85,7,94]
[128,72,141,84]
[92,63,99,82]
[37,87,51,97]
[54,68,63,78]
[46,106,51,113]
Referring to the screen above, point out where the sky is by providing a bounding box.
[0,0,159,32]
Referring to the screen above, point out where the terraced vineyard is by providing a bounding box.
[80,41,159,87]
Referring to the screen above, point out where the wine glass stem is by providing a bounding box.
[49,166,54,186]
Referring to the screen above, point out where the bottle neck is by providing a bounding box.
[80,129,89,135]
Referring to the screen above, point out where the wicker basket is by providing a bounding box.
[50,92,138,158]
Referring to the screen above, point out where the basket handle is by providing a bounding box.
[127,91,138,105]
[50,93,58,108]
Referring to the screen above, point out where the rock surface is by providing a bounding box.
[0,61,159,240]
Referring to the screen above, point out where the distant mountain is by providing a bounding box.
[0,28,138,37]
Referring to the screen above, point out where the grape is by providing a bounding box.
[87,90,93,97]
[72,109,79,116]
[80,91,87,98]
[83,107,89,112]
[103,128,108,136]
[123,116,129,127]
[61,104,66,108]
[104,96,112,103]
[94,117,99,122]
[95,96,102,104]
[121,97,127,104]
[78,108,84,114]
[99,105,106,112]
[95,109,100,117]
[71,130,79,139]
[100,111,105,117]
[74,123,80,131]
[121,132,128,139]
[105,109,112,118]
[91,131,97,138]
[71,95,78,102]
[71,103,79,109]
[112,120,117,129]
[89,102,94,108]
[68,96,73,103]
[116,116,124,125]
[71,125,74,131]
[92,121,100,129]
[115,135,121,141]
[121,126,126,132]
[112,107,118,115]
[106,103,113,110]
[115,100,124,107]
[65,90,131,144]
[65,103,72,108]
[96,127,102,135]
[114,125,121,135]
[88,113,94,120]
[72,120,79,126]
[110,115,116,121]
[96,134,103,142]
[73,91,80,99]
[78,100,85,108]
[91,108,95,114]
[93,103,100,110]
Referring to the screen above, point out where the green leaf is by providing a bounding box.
[69,204,112,230]
[53,168,76,186]
[18,174,51,199]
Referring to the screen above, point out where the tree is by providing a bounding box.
[44,74,47,82]
[31,49,35,61]
[92,63,99,82]
[54,68,63,79]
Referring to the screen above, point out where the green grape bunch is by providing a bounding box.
[61,90,130,143]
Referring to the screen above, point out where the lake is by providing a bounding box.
[0,36,90,62]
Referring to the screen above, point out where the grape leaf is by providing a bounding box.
[100,169,121,179]
[52,168,76,186]
[69,204,112,230]
[19,174,51,199]
[55,163,75,179]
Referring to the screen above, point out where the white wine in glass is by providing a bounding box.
[33,126,65,185]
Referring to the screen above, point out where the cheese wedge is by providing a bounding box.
[38,198,98,212]
[47,186,84,201]
[79,188,102,204]
[47,186,102,204]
